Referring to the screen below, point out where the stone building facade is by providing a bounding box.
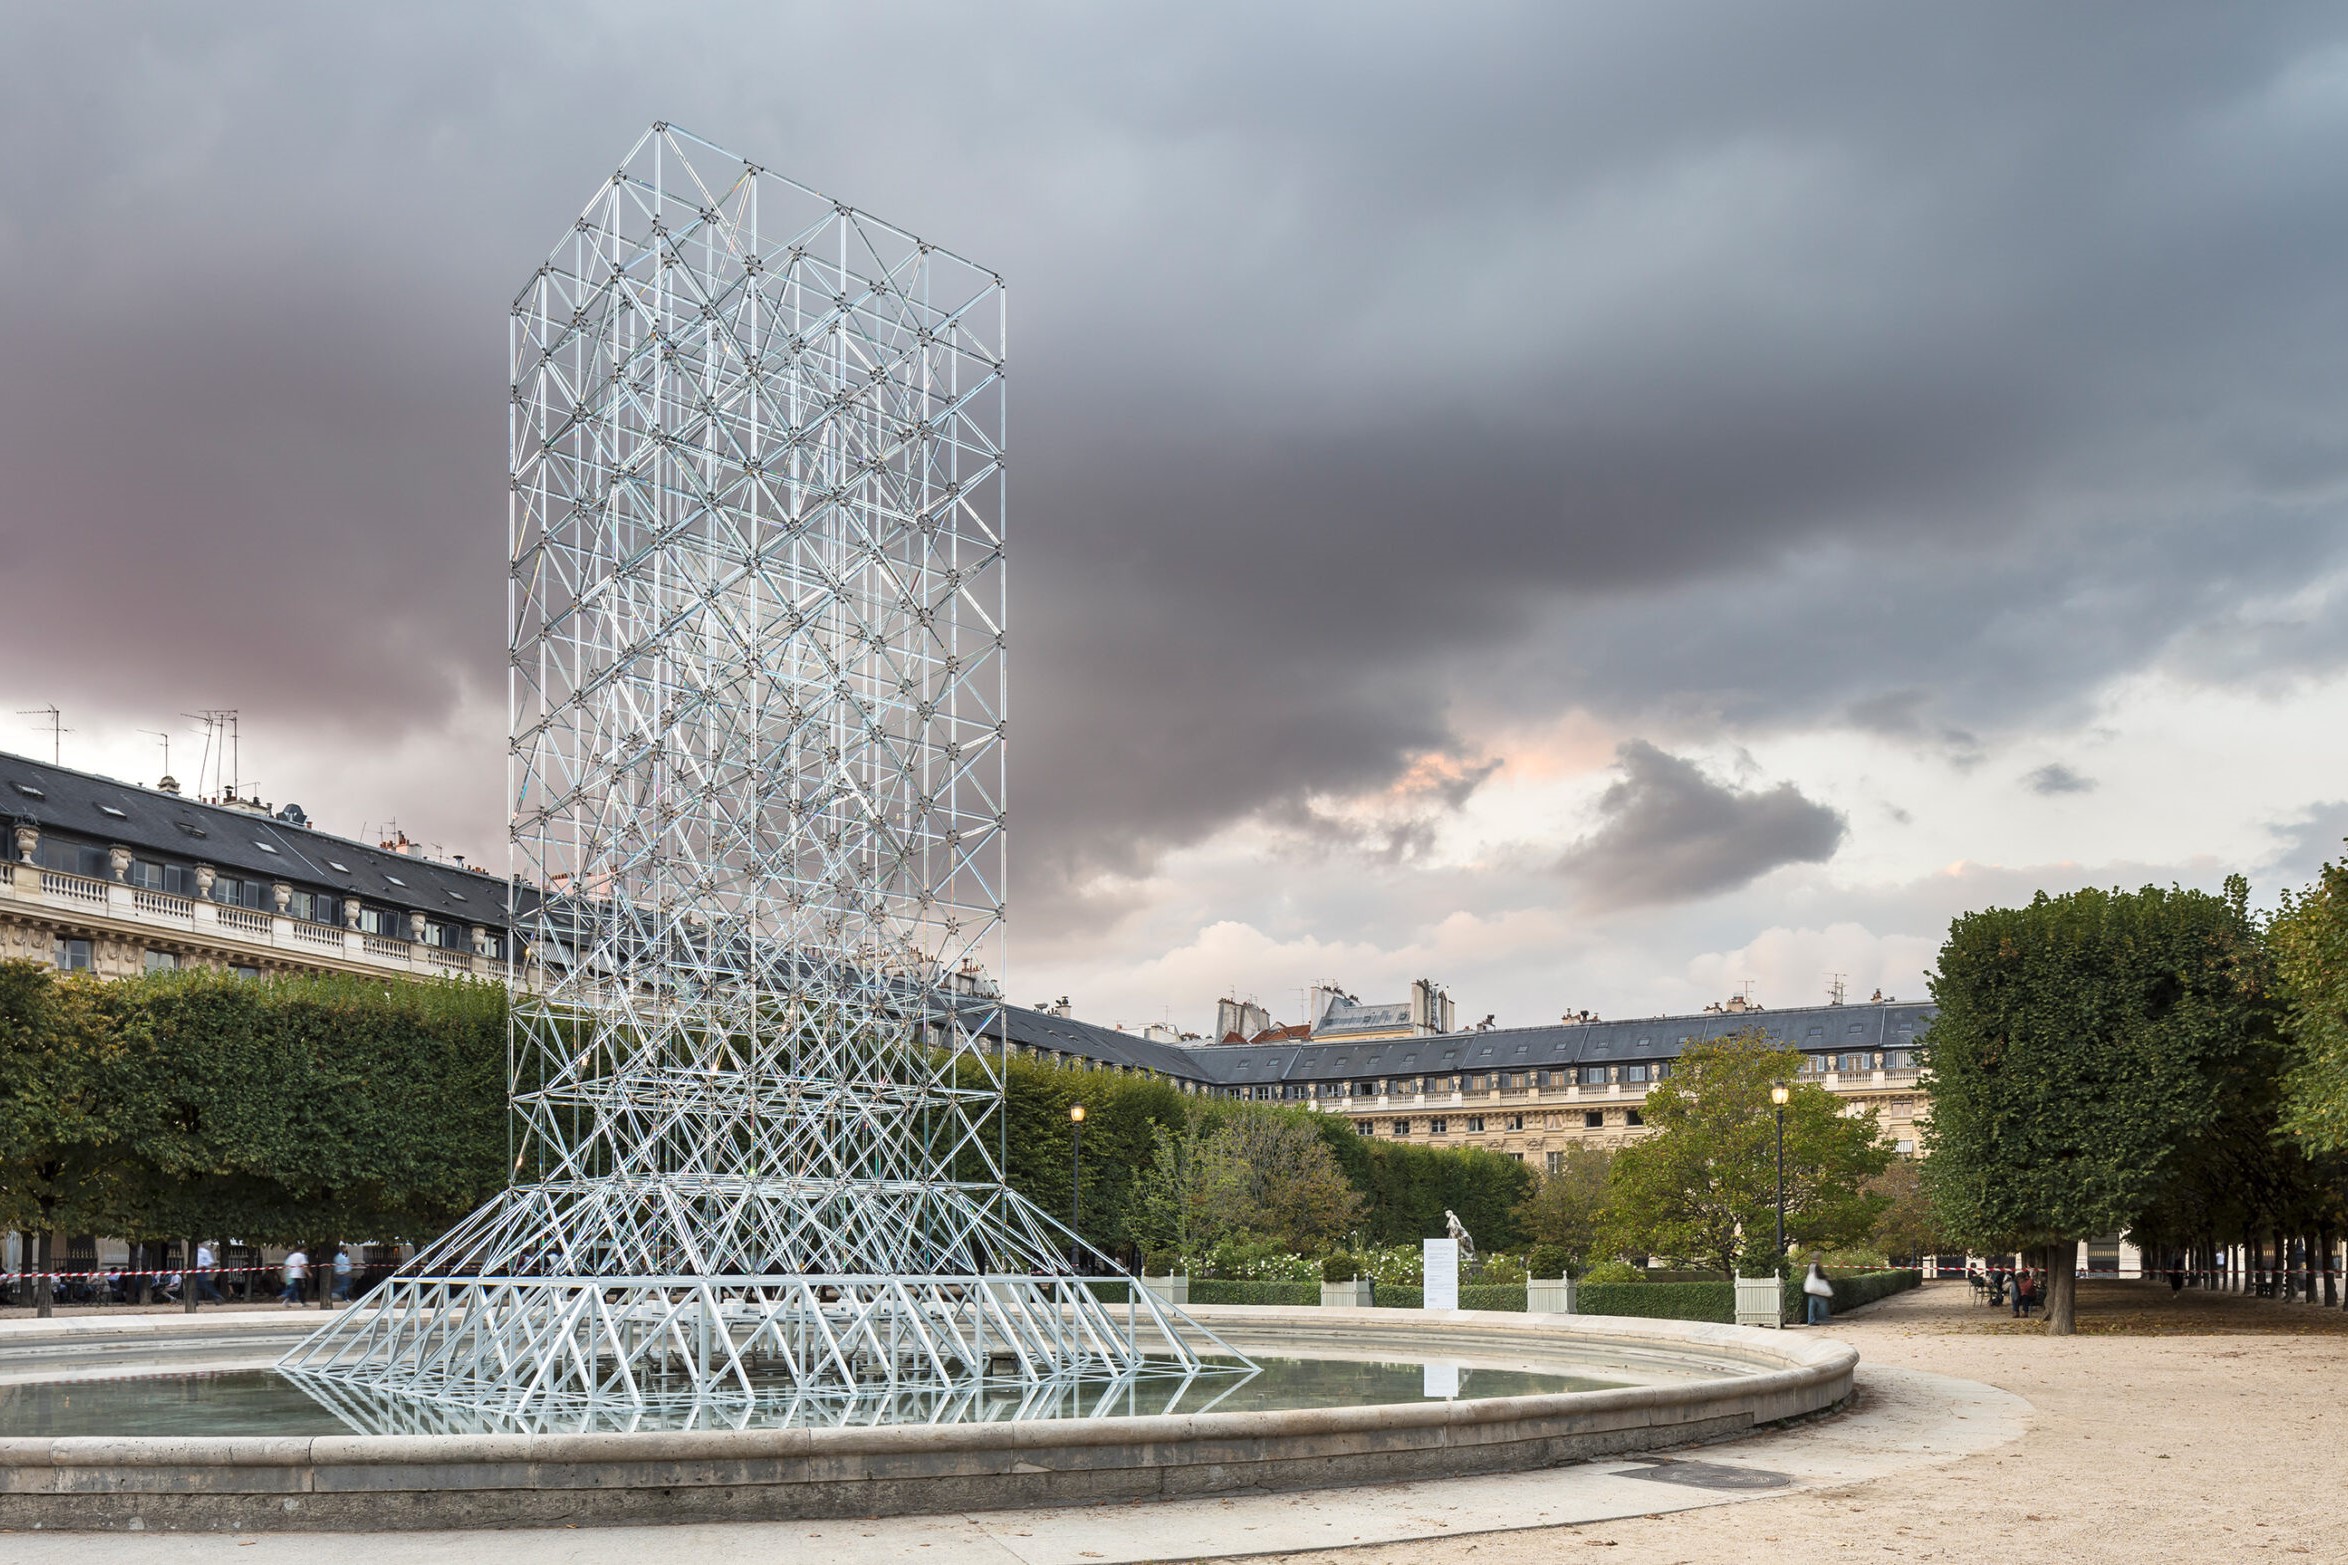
[1000,992,1933,1164]
[0,751,513,990]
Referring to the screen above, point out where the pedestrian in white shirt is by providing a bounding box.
[279,1249,309,1306]
[193,1241,224,1305]
[1802,1261,1835,1325]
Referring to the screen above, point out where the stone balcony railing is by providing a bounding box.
[4,863,505,983]
[1312,1066,1921,1115]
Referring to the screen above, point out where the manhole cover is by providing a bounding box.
[1618,1460,1794,1493]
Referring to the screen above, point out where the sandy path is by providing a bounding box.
[1267,1280,2348,1564]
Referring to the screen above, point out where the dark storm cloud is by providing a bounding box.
[2024,763,2097,796]
[1,3,2344,909]
[2267,801,2348,884]
[1556,741,1847,907]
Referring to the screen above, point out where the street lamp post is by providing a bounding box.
[1069,1104,1087,1273]
[1770,1082,1790,1268]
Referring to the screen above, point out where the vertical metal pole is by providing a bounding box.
[1070,1118,1083,1273]
[1774,1106,1786,1265]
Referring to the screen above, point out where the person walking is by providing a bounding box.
[1802,1261,1834,1326]
[192,1241,224,1305]
[331,1244,355,1304]
[279,1248,309,1307]
[2011,1268,2034,1319]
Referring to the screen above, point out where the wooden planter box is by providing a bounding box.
[1139,1274,1189,1306]
[1527,1277,1578,1314]
[1735,1273,1785,1328]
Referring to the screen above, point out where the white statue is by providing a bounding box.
[1443,1208,1475,1257]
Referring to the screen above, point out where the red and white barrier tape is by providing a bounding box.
[2,1265,286,1283]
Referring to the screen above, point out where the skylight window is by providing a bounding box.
[98,804,127,818]
[175,821,209,839]
[255,841,279,854]
[447,890,467,902]
[12,782,43,799]
[386,875,407,887]
[327,860,349,873]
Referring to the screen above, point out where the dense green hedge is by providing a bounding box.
[1192,1279,1320,1306]
[1356,1283,1520,1310]
[0,964,506,1251]
[963,1052,1535,1259]
[1579,1281,1738,1321]
[1788,1267,1921,1319]
[1104,1267,1924,1323]
[1316,1127,1537,1251]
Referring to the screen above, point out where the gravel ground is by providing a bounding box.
[1267,1280,2348,1564]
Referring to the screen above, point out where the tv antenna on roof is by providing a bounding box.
[16,706,67,765]
[1827,972,1848,1006]
[184,710,240,803]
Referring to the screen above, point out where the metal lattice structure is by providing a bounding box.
[283,124,1239,1430]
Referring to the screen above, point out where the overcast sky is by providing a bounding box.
[5,3,2345,1032]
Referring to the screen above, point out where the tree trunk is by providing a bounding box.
[2042,1240,2078,1336]
[34,1229,55,1319]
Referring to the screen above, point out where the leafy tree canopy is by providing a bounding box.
[1921,882,2273,1258]
[2273,852,2348,1155]
[1602,1030,1890,1277]
[1514,1143,1612,1272]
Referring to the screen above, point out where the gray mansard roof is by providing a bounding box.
[1,750,511,927]
[995,998,1934,1086]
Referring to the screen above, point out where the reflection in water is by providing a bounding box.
[0,1356,1628,1439]
[296,1358,1263,1435]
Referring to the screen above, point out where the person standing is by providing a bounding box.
[1802,1261,1834,1326]
[193,1241,224,1305]
[279,1248,309,1307]
[331,1245,355,1303]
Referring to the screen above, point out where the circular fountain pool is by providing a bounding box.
[0,1307,1854,1532]
[0,1354,1631,1438]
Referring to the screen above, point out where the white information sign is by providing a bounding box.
[1423,1237,1460,1311]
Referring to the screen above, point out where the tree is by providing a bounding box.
[1866,1156,1948,1265]
[1191,1108,1365,1252]
[985,1052,1189,1257]
[1514,1144,1612,1272]
[1602,1031,1891,1278]
[0,965,153,1316]
[1118,1106,1367,1259]
[1922,882,2274,1334]
[1121,1118,1216,1259]
[1320,1124,1536,1248]
[0,965,511,1314]
[2273,851,2348,1155]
